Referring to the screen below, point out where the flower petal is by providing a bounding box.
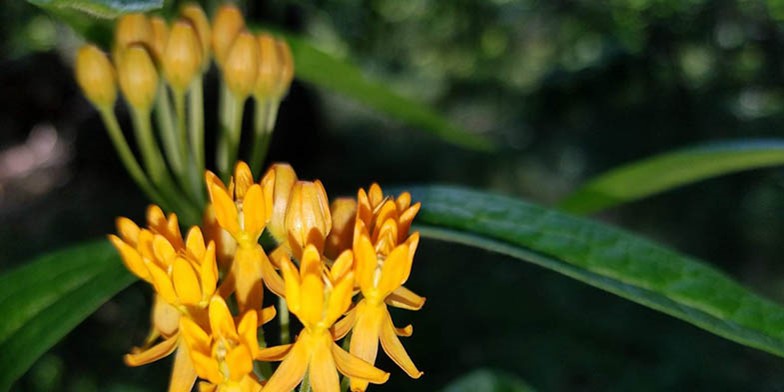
[179,317,210,354]
[331,306,357,340]
[280,256,300,313]
[168,343,197,392]
[152,294,180,337]
[185,226,206,260]
[153,234,177,266]
[352,224,377,294]
[124,334,179,366]
[325,270,354,327]
[261,340,309,392]
[329,249,353,282]
[379,308,422,379]
[225,344,253,381]
[109,234,150,281]
[259,305,277,325]
[330,342,389,385]
[256,344,292,361]
[242,184,267,239]
[309,338,339,392]
[237,310,259,356]
[349,302,382,366]
[209,296,238,341]
[172,257,203,305]
[115,216,140,244]
[233,161,254,199]
[395,324,413,337]
[209,182,241,237]
[146,260,178,304]
[386,286,426,311]
[199,243,219,299]
[299,246,325,326]
[261,249,286,297]
[233,247,264,312]
[376,243,411,298]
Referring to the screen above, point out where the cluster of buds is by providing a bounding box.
[110,161,425,392]
[75,4,294,226]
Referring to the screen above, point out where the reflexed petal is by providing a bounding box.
[260,251,286,297]
[199,243,219,298]
[309,339,339,392]
[329,249,353,282]
[348,302,382,368]
[395,324,413,337]
[404,232,420,273]
[376,243,411,298]
[237,310,259,356]
[209,183,241,237]
[256,344,292,361]
[386,286,426,311]
[233,161,254,198]
[261,340,309,392]
[225,345,253,381]
[109,235,150,281]
[280,256,300,313]
[209,296,238,340]
[172,257,203,305]
[242,184,267,239]
[197,382,217,392]
[124,334,179,366]
[152,294,180,337]
[146,261,178,304]
[325,271,354,326]
[116,216,140,244]
[331,306,357,340]
[330,342,389,384]
[186,227,206,260]
[378,309,422,379]
[168,343,197,392]
[260,305,277,325]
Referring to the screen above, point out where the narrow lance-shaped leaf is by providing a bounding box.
[559,139,784,214]
[282,33,495,152]
[409,185,784,358]
[26,0,163,18]
[0,240,135,391]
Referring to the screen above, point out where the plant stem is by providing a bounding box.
[217,81,232,180]
[299,370,311,392]
[154,82,183,177]
[98,107,170,210]
[279,296,290,345]
[188,78,206,205]
[249,96,270,173]
[223,93,245,181]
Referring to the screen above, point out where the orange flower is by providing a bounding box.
[257,246,389,392]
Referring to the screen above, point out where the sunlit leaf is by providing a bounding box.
[410,185,784,358]
[27,0,162,18]
[0,241,134,391]
[441,369,537,392]
[559,139,784,214]
[283,34,495,152]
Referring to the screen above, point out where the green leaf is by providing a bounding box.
[282,34,495,152]
[410,185,784,358]
[0,240,135,391]
[27,0,162,18]
[559,139,784,214]
[441,369,537,392]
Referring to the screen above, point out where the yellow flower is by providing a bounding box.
[109,206,221,392]
[205,162,284,310]
[257,245,389,392]
[324,197,357,260]
[180,296,275,392]
[284,180,332,260]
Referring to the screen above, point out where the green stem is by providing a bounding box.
[279,296,290,345]
[173,90,202,205]
[224,94,245,181]
[299,370,311,392]
[265,99,280,132]
[98,107,170,210]
[188,78,206,205]
[217,81,232,180]
[249,96,270,173]
[154,82,183,177]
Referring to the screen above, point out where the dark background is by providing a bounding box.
[2,0,784,390]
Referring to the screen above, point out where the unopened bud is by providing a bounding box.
[223,31,258,99]
[75,45,117,109]
[275,38,294,98]
[285,180,332,257]
[117,44,158,111]
[149,16,169,64]
[115,13,153,50]
[254,33,281,99]
[260,163,298,242]
[180,3,211,69]
[211,3,245,68]
[325,197,357,260]
[163,20,203,93]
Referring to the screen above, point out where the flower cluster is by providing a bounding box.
[75,4,293,225]
[111,162,425,392]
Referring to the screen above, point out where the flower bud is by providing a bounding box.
[325,197,357,260]
[284,180,332,258]
[114,13,153,50]
[223,31,258,99]
[116,44,158,112]
[75,45,117,109]
[275,38,294,98]
[211,3,245,68]
[163,20,203,93]
[253,33,281,99]
[260,163,298,242]
[180,2,211,69]
[149,16,169,64]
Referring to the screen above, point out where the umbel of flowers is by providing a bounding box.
[75,3,426,391]
[111,162,425,391]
